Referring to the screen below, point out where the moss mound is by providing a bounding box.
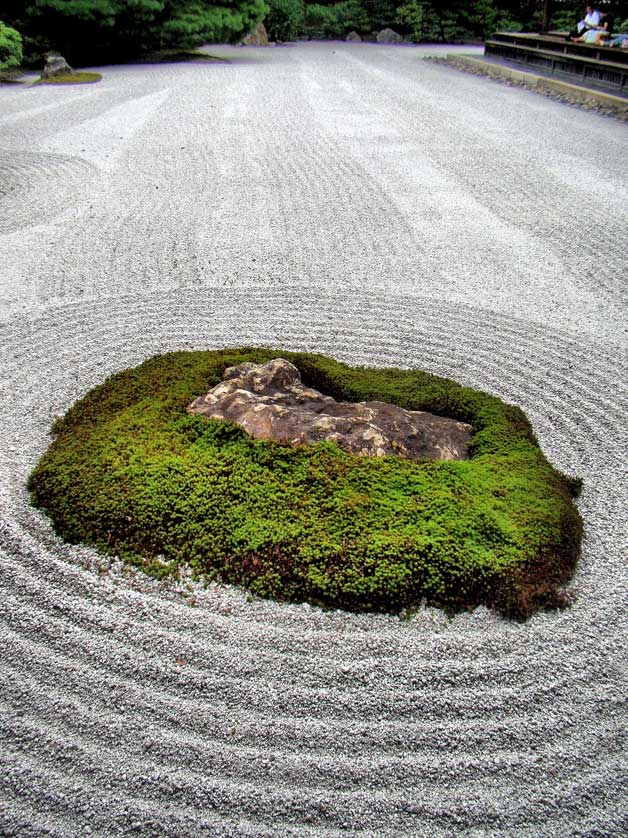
[28,349,583,618]
[37,72,102,84]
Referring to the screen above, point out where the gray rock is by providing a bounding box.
[241,22,269,46]
[41,51,73,78]
[346,31,362,42]
[187,358,471,461]
[376,28,404,43]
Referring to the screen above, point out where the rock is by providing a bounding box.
[376,28,404,43]
[187,358,471,461]
[346,31,362,42]
[42,51,73,78]
[240,22,269,46]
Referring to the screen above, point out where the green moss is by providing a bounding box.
[130,50,229,64]
[36,72,102,84]
[29,349,583,618]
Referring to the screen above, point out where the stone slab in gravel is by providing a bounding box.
[0,42,626,837]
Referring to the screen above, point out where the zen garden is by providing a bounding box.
[1,1,626,836]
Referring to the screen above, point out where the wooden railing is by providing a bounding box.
[484,32,628,92]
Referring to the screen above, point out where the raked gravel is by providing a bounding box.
[0,42,627,837]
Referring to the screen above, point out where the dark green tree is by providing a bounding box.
[303,0,370,37]
[396,0,517,41]
[361,0,397,30]
[5,0,267,63]
[264,0,305,40]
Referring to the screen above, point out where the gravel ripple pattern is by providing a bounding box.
[0,43,627,836]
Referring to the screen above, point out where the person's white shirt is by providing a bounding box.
[578,9,601,32]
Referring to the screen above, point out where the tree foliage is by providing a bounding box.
[298,0,538,42]
[304,0,370,37]
[0,19,23,72]
[302,0,628,42]
[396,0,519,42]
[6,0,628,59]
[4,0,267,62]
[264,0,305,40]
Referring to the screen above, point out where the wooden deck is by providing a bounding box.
[485,31,628,92]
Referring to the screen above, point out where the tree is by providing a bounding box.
[5,0,268,63]
[264,0,305,40]
[396,0,515,41]
[0,20,23,72]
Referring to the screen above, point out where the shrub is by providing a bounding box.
[264,0,305,40]
[549,10,577,31]
[304,1,370,38]
[2,0,268,65]
[28,349,583,619]
[361,0,397,32]
[334,0,372,35]
[492,14,521,32]
[304,4,339,38]
[0,20,22,72]
[397,0,518,43]
[397,1,431,41]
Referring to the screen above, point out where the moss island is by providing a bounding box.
[28,349,583,618]
[36,72,102,84]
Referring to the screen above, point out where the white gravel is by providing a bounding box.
[1,42,627,837]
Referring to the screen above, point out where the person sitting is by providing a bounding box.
[601,10,614,35]
[608,33,628,48]
[573,10,614,45]
[575,28,608,44]
[567,4,601,40]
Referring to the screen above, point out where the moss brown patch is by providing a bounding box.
[130,50,229,64]
[28,349,583,618]
[37,72,102,84]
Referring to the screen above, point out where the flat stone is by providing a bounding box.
[187,358,471,461]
